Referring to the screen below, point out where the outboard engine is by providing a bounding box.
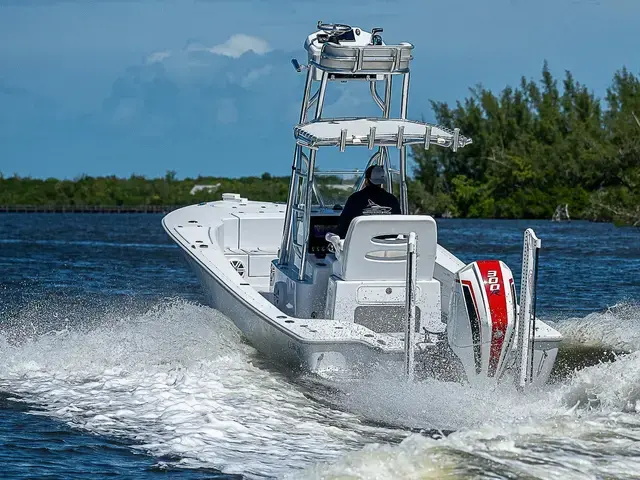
[447,260,518,382]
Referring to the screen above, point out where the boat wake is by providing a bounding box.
[0,299,639,479]
[0,299,399,478]
[553,302,640,352]
[295,302,640,480]
[294,345,640,479]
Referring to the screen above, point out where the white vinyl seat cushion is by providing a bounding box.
[332,214,437,281]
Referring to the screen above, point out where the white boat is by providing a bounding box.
[163,22,562,387]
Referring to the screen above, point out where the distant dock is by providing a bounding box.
[0,205,182,214]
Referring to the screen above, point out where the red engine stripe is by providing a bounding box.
[476,260,508,376]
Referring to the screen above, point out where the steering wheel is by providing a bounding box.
[317,22,352,34]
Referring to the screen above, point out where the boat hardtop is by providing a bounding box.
[163,21,562,388]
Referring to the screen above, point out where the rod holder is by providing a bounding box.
[339,128,347,152]
[452,128,460,152]
[404,231,417,381]
[424,125,432,150]
[396,126,405,149]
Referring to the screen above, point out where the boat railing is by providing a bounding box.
[312,42,414,76]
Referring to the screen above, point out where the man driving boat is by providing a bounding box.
[337,165,401,238]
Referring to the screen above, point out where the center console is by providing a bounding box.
[308,214,340,254]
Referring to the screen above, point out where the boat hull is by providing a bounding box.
[163,201,562,384]
[181,251,406,375]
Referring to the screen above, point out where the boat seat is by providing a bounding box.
[325,215,443,334]
[331,215,437,281]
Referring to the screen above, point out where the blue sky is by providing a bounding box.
[1,0,639,179]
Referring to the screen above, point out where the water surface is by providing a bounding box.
[0,214,638,479]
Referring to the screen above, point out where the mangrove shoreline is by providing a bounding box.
[1,63,639,226]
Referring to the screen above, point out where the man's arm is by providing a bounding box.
[337,197,356,238]
[391,194,401,214]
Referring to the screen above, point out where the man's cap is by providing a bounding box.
[366,165,385,185]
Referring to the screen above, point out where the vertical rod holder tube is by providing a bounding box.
[399,145,408,214]
[404,232,418,381]
[339,129,347,152]
[424,125,432,150]
[368,127,376,150]
[396,126,405,149]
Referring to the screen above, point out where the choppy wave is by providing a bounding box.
[544,302,638,380]
[295,410,640,480]
[295,302,640,479]
[0,300,403,478]
[0,300,639,479]
[554,302,640,351]
[295,348,640,479]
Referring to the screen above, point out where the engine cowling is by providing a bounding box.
[447,260,518,382]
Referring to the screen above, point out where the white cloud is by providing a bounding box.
[208,34,271,58]
[146,50,171,64]
[99,35,294,136]
[140,35,273,82]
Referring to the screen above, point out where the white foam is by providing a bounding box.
[559,349,640,414]
[295,344,640,480]
[554,302,640,351]
[315,374,554,431]
[294,410,640,480]
[2,299,640,479]
[0,300,393,478]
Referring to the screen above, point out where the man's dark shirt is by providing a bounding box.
[337,185,401,237]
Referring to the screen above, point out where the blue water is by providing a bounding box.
[0,214,239,478]
[0,214,638,479]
